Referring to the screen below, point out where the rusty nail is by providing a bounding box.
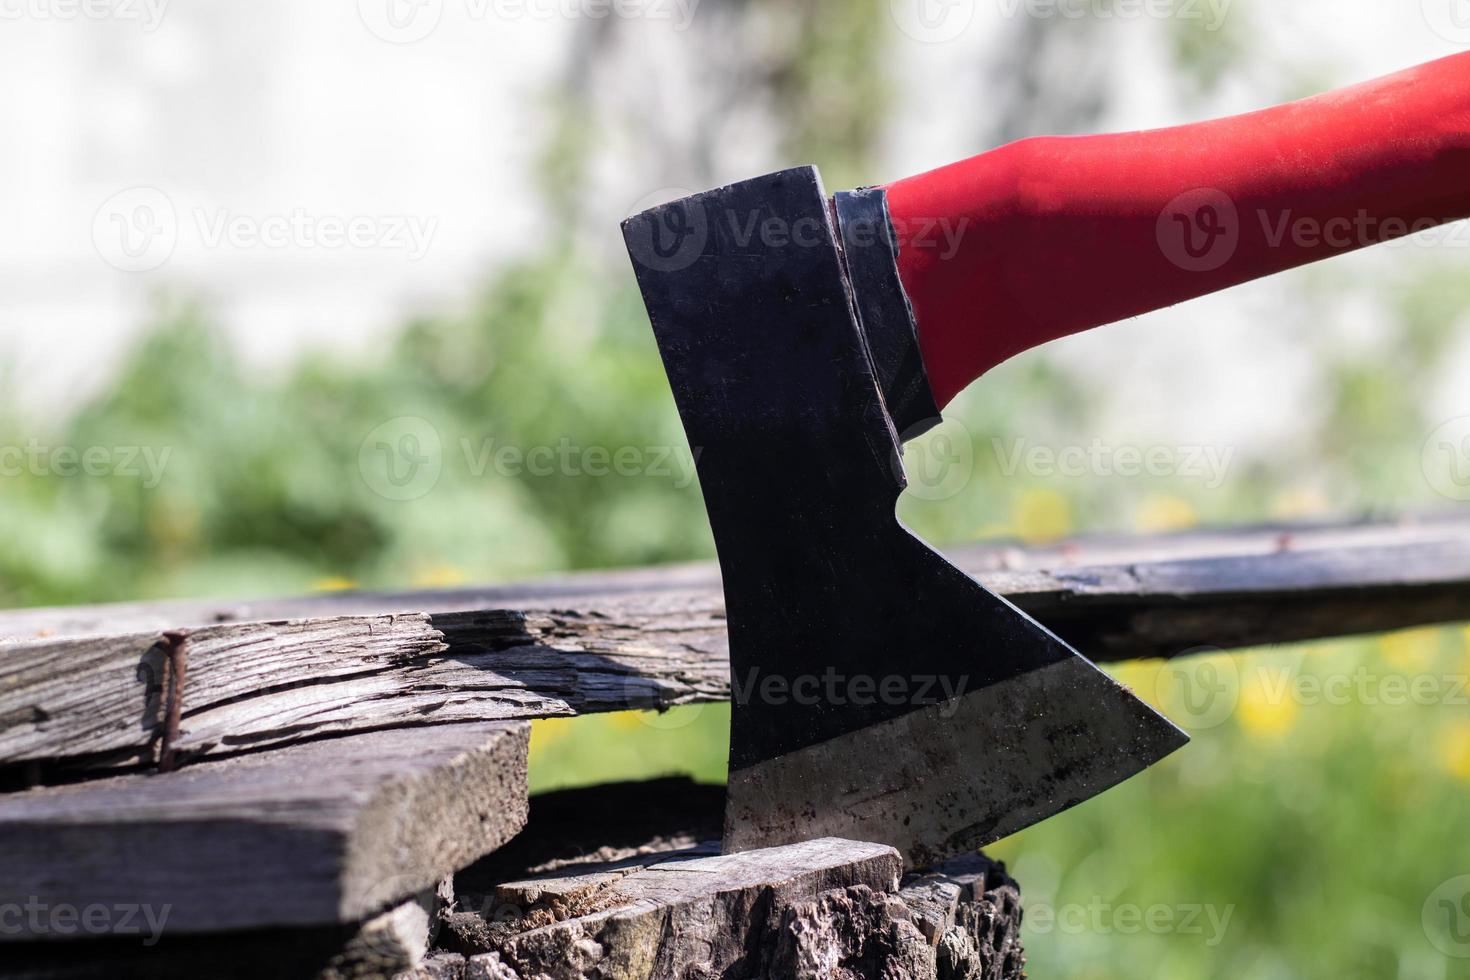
[157,629,191,773]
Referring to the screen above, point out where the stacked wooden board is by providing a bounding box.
[1,516,1467,977]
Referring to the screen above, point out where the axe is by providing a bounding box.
[622,54,1470,867]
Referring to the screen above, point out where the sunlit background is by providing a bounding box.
[3,1,1470,976]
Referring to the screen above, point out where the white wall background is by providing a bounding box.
[1,0,1467,452]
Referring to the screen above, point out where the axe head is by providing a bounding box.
[622,166,1187,868]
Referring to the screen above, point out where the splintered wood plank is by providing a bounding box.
[0,614,448,768]
[0,722,529,939]
[0,603,723,772]
[3,516,1468,772]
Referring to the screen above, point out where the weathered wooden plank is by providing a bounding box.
[0,722,529,939]
[3,515,1465,641]
[0,882,448,980]
[0,922,401,980]
[0,615,448,769]
[3,517,1468,772]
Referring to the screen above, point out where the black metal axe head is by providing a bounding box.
[622,166,1187,868]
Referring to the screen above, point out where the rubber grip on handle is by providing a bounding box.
[883,52,1470,408]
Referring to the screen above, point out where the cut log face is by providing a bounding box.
[3,518,1467,776]
[437,838,1025,980]
[0,722,529,939]
[483,837,903,977]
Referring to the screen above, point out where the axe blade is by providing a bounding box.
[623,166,1187,868]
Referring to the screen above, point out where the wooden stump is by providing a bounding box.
[426,779,1026,980]
[418,844,1024,980]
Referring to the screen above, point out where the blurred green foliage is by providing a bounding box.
[3,6,1469,977]
[0,254,713,607]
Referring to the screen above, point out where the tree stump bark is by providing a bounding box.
[422,779,1026,980]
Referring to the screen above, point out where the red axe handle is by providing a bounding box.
[884,52,1470,407]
